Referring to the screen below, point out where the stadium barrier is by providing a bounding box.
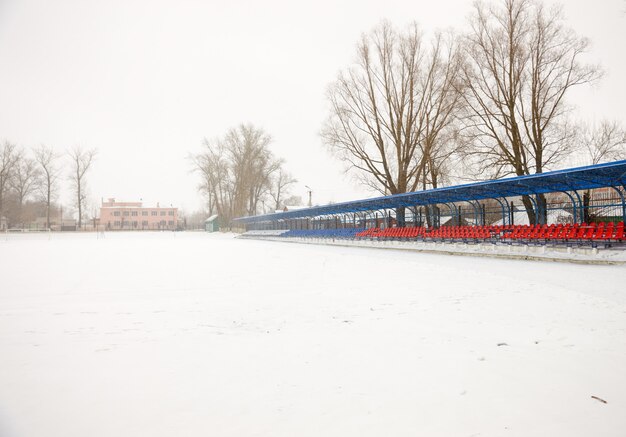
[242,222,625,247]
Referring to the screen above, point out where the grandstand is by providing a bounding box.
[235,161,626,248]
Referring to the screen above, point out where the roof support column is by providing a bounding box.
[571,190,584,223]
[528,196,539,226]
[536,195,546,226]
[467,201,481,226]
[623,184,626,221]
[491,198,508,226]
[442,203,456,226]
[559,191,579,224]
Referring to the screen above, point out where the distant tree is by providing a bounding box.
[34,144,60,229]
[68,147,97,229]
[322,22,464,226]
[184,209,212,230]
[281,195,303,208]
[192,124,283,225]
[574,119,626,223]
[10,155,40,226]
[269,169,297,210]
[461,0,601,224]
[0,141,20,225]
[192,141,229,220]
[578,120,626,165]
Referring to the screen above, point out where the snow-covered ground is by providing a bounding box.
[241,233,626,264]
[1,231,625,437]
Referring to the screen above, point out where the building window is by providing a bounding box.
[142,211,148,216]
[132,221,138,227]
[142,220,148,226]
[160,211,166,216]
[168,211,174,216]
[151,211,157,216]
[168,220,174,226]
[114,221,121,227]
[113,211,120,216]
[160,220,166,226]
[123,211,129,216]
[131,211,138,216]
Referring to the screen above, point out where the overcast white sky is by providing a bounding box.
[0,0,624,214]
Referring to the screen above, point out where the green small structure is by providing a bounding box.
[205,215,219,232]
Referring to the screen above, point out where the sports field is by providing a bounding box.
[1,232,625,436]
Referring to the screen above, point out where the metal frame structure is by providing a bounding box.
[233,161,626,228]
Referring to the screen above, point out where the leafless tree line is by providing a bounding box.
[321,22,463,225]
[323,0,626,224]
[191,124,298,225]
[0,141,96,229]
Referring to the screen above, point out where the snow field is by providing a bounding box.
[1,232,625,436]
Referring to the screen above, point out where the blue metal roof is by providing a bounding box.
[233,160,626,224]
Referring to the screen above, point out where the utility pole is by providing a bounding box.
[305,185,312,207]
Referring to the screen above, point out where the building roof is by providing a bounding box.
[233,160,626,224]
[205,215,219,223]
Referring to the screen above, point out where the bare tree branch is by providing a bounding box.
[191,124,289,225]
[322,21,464,225]
[0,141,20,227]
[34,144,60,229]
[68,146,97,229]
[461,0,601,223]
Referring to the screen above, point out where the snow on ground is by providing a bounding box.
[1,231,625,437]
[244,234,626,263]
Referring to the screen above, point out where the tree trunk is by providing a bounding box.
[46,183,51,229]
[536,193,547,225]
[77,178,82,229]
[521,195,536,225]
[583,191,591,223]
[396,207,406,228]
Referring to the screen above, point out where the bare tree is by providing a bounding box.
[192,124,285,225]
[223,125,280,217]
[579,120,626,165]
[68,147,97,229]
[0,141,20,226]
[574,119,626,223]
[269,169,297,210]
[193,139,231,221]
[281,194,303,208]
[461,0,601,223]
[322,22,464,225]
[34,144,60,229]
[419,32,466,191]
[10,155,40,226]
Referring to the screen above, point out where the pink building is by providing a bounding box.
[100,198,178,231]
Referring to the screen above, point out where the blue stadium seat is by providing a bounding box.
[281,228,365,239]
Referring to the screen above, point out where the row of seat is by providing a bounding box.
[356,227,426,238]
[281,228,365,239]
[270,222,625,243]
[355,222,625,242]
[428,226,491,239]
[500,222,624,241]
